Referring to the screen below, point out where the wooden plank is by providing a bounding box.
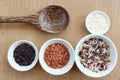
[0,0,119,80]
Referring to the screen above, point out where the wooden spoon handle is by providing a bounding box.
[0,14,40,26]
[0,16,29,23]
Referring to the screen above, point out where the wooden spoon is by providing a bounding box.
[0,5,69,33]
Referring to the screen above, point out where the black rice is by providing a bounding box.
[13,43,35,66]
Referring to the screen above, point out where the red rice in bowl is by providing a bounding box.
[44,43,70,69]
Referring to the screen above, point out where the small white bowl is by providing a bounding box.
[85,11,110,35]
[39,38,74,75]
[75,34,117,78]
[8,40,38,71]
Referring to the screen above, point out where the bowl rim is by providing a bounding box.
[7,40,38,71]
[75,34,117,78]
[85,10,110,35]
[39,38,74,75]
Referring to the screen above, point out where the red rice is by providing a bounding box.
[44,43,70,69]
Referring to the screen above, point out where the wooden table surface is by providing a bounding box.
[0,0,120,80]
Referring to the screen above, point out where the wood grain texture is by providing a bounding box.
[0,0,120,80]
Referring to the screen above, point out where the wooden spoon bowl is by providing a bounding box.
[0,5,69,33]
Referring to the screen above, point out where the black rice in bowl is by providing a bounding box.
[13,43,35,66]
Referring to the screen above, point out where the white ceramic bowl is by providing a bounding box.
[8,40,38,71]
[39,38,74,75]
[75,34,117,78]
[85,11,110,35]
